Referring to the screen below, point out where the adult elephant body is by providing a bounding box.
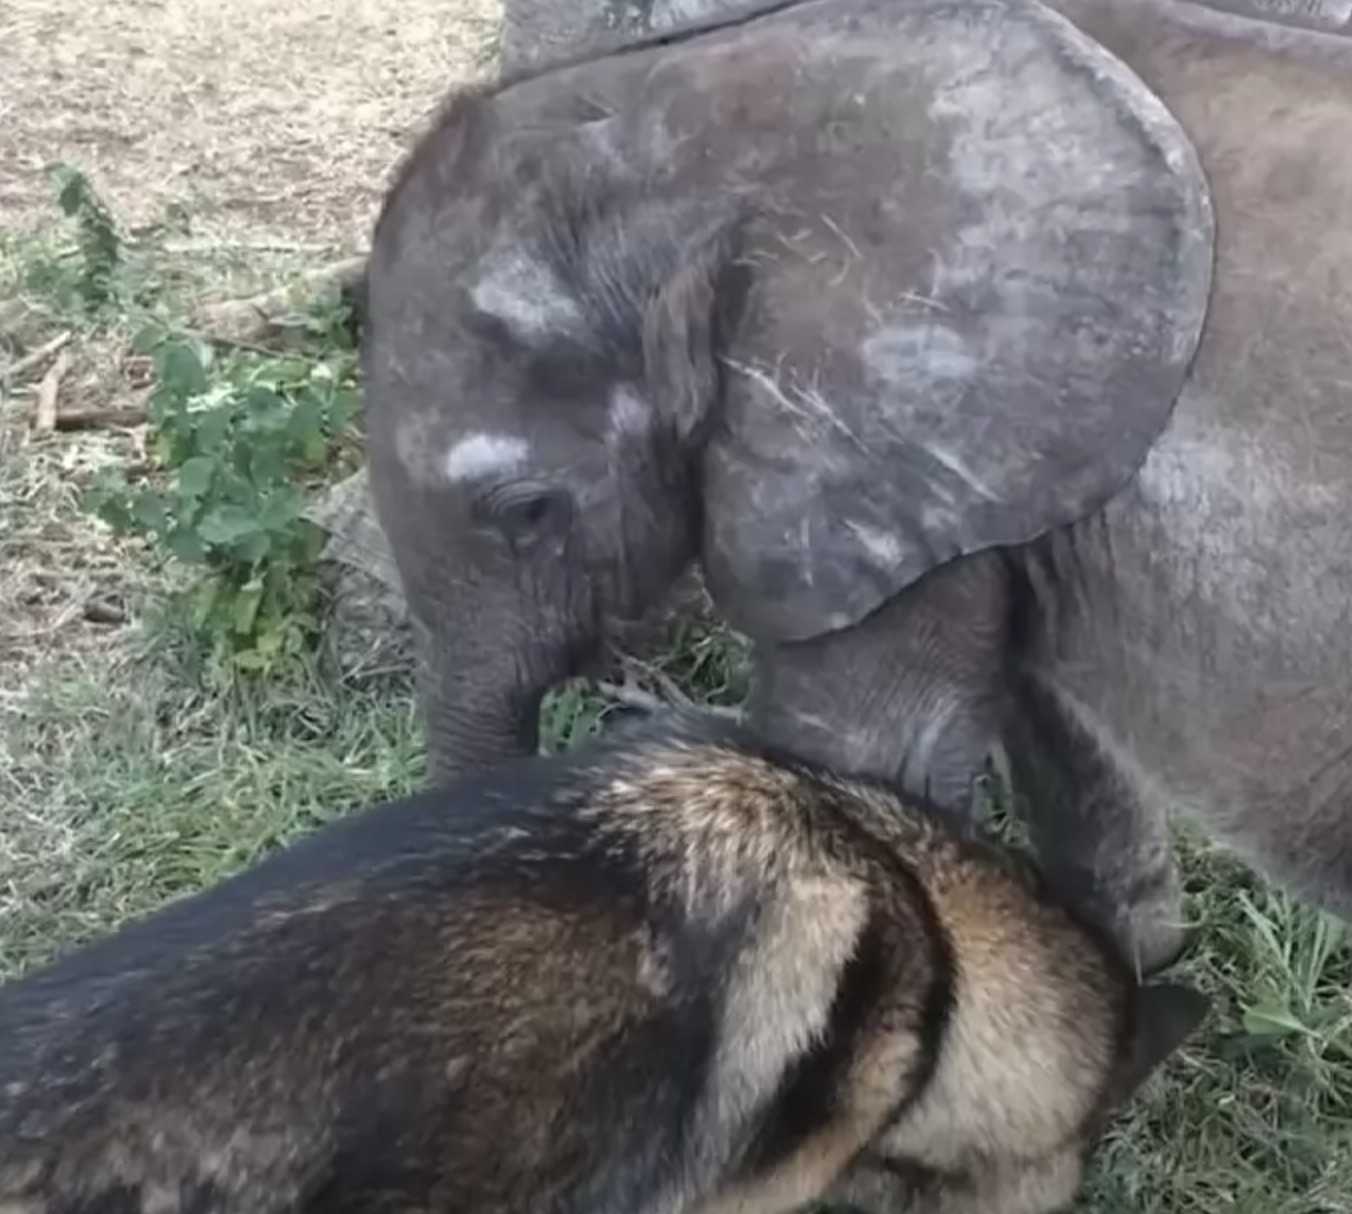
[361,0,1352,975]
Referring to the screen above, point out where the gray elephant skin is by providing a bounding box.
[360,0,1352,980]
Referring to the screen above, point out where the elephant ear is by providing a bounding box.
[697,0,1215,644]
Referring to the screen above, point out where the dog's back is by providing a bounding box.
[0,715,1205,1214]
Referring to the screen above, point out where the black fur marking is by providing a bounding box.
[737,907,893,1173]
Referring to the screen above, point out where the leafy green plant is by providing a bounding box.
[85,329,361,678]
[49,163,123,312]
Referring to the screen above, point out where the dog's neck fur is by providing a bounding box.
[884,853,1116,1191]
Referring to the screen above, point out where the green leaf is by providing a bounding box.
[327,388,362,434]
[177,455,216,501]
[298,521,327,564]
[245,443,286,488]
[194,405,232,452]
[245,385,289,430]
[165,525,208,564]
[269,358,311,386]
[197,504,262,546]
[254,625,284,657]
[156,341,208,401]
[232,648,271,673]
[258,487,302,532]
[131,491,170,535]
[287,394,323,440]
[131,324,167,355]
[91,495,134,533]
[190,577,222,630]
[52,164,85,216]
[303,430,327,466]
[236,532,272,565]
[1242,1002,1311,1038]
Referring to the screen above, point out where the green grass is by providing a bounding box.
[2,200,1350,1211]
[1077,841,1352,1212]
[4,620,1350,1212]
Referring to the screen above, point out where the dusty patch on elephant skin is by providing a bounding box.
[607,385,652,443]
[443,432,532,483]
[470,249,585,340]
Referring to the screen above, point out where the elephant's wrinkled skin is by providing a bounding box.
[362,0,1352,981]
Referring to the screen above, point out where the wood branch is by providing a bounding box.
[593,681,668,715]
[161,238,343,257]
[593,679,743,722]
[83,598,128,625]
[2,330,72,383]
[53,405,148,432]
[192,256,366,344]
[33,350,72,433]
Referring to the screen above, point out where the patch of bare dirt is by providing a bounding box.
[1,0,502,244]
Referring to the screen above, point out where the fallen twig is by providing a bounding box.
[162,238,343,257]
[83,597,128,626]
[33,350,72,433]
[2,330,72,383]
[594,681,668,715]
[180,327,282,357]
[593,678,743,722]
[193,256,366,344]
[54,405,148,432]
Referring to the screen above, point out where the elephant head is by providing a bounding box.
[361,0,1212,783]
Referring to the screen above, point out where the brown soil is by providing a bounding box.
[1,0,502,243]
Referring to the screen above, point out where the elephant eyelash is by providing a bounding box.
[479,481,545,515]
[473,482,574,541]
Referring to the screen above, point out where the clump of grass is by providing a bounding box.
[0,639,425,981]
[1077,834,1352,1212]
[4,568,1351,1213]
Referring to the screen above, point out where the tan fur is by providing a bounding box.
[0,720,1204,1214]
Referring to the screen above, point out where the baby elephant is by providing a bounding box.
[0,715,1206,1214]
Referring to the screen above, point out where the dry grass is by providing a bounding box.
[1,0,502,247]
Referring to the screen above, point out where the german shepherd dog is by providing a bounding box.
[0,713,1205,1214]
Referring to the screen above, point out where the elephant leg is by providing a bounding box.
[1003,673,1189,978]
[745,552,1011,813]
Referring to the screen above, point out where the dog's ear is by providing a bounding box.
[1114,983,1209,1102]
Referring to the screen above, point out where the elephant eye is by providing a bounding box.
[477,482,574,550]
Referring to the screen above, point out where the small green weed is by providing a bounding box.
[85,329,362,678]
[12,164,153,321]
[50,163,124,313]
[28,162,367,681]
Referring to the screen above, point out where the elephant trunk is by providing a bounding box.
[422,690,540,786]
[413,616,581,787]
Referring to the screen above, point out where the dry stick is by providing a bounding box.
[161,238,340,257]
[54,406,148,432]
[180,327,280,357]
[83,598,128,626]
[593,679,743,722]
[33,350,72,433]
[2,330,72,383]
[193,256,366,344]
